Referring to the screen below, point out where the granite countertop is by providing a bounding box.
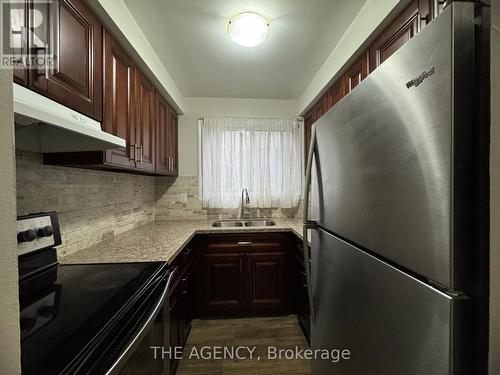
[60,218,304,265]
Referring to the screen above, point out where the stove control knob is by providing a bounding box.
[17,229,36,243]
[38,226,54,238]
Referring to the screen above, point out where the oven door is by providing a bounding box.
[109,268,176,375]
[68,267,177,375]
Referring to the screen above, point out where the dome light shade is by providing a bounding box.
[228,12,269,47]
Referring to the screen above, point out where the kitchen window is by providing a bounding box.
[200,117,302,209]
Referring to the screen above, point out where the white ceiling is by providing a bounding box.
[124,0,367,99]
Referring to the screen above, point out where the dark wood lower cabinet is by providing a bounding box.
[169,245,194,375]
[199,234,289,316]
[202,252,246,313]
[288,237,311,344]
[247,252,287,310]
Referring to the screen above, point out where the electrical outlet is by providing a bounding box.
[180,193,188,203]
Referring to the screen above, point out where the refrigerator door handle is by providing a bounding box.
[303,123,317,323]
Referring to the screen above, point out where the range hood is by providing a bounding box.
[14,84,126,153]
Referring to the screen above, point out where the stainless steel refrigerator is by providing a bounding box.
[303,3,486,374]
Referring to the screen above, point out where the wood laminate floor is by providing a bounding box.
[176,315,310,375]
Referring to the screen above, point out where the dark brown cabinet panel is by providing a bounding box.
[134,68,155,172]
[247,252,287,310]
[288,237,311,343]
[102,31,135,169]
[202,253,246,313]
[327,79,344,109]
[343,52,369,94]
[30,0,102,120]
[303,111,313,174]
[168,111,179,176]
[155,93,178,176]
[155,93,170,175]
[369,0,420,72]
[169,245,194,375]
[7,0,29,85]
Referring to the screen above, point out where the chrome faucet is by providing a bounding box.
[240,188,250,219]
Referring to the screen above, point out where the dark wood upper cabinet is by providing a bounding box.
[303,110,313,174]
[327,79,345,109]
[30,0,102,120]
[368,0,420,73]
[247,252,287,310]
[134,68,155,173]
[155,92,178,176]
[302,0,441,155]
[343,52,369,94]
[169,110,179,176]
[102,30,136,170]
[8,0,29,86]
[44,30,179,175]
[155,93,170,175]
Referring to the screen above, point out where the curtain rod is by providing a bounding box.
[198,116,303,121]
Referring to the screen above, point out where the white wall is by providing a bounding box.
[0,15,21,373]
[298,0,408,114]
[178,97,299,176]
[490,1,500,373]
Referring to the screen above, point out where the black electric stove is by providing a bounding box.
[17,212,173,375]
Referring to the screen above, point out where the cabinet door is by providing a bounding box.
[369,0,420,72]
[246,252,287,310]
[202,253,246,313]
[134,68,155,173]
[102,31,136,169]
[30,0,102,120]
[343,52,368,94]
[169,289,182,375]
[327,79,344,109]
[293,254,311,343]
[180,269,193,345]
[6,0,29,85]
[168,110,179,176]
[303,110,313,175]
[155,93,170,175]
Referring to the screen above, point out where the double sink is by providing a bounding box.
[212,219,276,228]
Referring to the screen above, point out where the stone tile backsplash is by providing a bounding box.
[154,176,303,221]
[16,151,155,256]
[16,153,302,256]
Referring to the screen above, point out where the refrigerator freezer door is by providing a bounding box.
[311,229,469,375]
[311,3,474,291]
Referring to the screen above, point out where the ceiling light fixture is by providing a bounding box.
[228,12,270,47]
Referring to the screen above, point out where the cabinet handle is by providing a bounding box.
[136,145,143,163]
[237,241,252,246]
[20,26,27,62]
[45,42,50,80]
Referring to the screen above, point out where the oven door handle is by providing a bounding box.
[105,268,177,375]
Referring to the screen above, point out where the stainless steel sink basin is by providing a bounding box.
[211,220,244,227]
[211,219,277,227]
[244,220,276,227]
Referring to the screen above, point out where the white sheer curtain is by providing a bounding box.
[201,117,302,209]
